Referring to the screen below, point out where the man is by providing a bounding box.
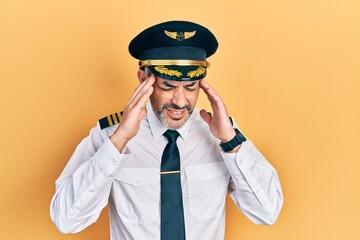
[50,20,283,240]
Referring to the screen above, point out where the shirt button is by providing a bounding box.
[89,189,95,193]
[136,179,141,184]
[111,159,117,166]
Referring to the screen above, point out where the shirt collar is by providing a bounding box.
[146,102,192,142]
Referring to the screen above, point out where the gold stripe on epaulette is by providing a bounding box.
[115,112,122,123]
[107,115,114,126]
[99,111,123,129]
[112,114,118,125]
[107,113,122,126]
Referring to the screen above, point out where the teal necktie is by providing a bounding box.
[161,130,185,240]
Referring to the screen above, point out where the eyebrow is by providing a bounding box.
[161,81,197,88]
[184,82,197,87]
[161,81,177,88]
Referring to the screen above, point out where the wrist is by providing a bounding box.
[228,145,241,153]
[110,132,130,152]
[219,129,236,143]
[219,128,246,152]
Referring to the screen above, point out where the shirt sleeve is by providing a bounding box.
[50,123,128,233]
[221,137,284,225]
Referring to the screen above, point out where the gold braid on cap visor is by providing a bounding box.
[139,59,210,68]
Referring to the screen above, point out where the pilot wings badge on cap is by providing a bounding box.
[164,30,197,41]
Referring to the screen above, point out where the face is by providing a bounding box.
[150,76,201,129]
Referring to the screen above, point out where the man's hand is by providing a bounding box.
[110,75,155,151]
[199,79,237,143]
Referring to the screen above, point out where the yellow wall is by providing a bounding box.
[1,0,359,239]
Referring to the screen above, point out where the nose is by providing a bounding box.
[171,88,187,108]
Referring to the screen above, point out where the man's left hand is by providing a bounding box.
[199,79,236,143]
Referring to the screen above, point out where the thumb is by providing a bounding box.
[138,108,148,121]
[200,109,212,126]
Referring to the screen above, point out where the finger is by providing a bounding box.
[132,85,154,109]
[200,109,212,126]
[200,79,216,94]
[138,107,148,121]
[128,75,155,107]
[129,75,156,102]
[201,81,231,123]
[129,75,155,102]
[200,80,221,103]
[199,80,215,105]
[200,79,225,111]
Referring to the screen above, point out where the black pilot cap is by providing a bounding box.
[129,20,218,81]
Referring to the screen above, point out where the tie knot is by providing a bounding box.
[163,130,180,143]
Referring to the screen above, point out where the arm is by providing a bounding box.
[50,75,155,233]
[222,138,283,225]
[199,79,283,224]
[50,127,126,233]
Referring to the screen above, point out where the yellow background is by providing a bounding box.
[1,0,359,239]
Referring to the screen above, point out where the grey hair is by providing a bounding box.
[144,67,152,78]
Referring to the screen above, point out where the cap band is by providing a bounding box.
[139,59,210,68]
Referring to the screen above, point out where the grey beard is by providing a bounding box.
[154,103,193,130]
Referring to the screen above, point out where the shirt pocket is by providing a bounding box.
[113,167,160,224]
[185,162,230,219]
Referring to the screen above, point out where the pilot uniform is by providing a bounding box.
[50,20,283,240]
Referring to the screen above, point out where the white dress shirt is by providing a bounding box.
[50,103,283,240]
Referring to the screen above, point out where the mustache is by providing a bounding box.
[163,103,192,112]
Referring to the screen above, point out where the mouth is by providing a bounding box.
[166,108,187,120]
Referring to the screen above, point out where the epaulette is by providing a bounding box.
[99,111,123,130]
[207,112,235,127]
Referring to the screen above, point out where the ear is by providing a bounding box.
[137,69,147,84]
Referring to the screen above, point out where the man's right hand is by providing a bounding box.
[110,75,155,152]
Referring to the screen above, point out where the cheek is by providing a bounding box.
[150,89,170,107]
[186,90,200,107]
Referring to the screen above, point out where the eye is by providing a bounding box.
[160,87,173,91]
[159,82,176,91]
[185,84,197,91]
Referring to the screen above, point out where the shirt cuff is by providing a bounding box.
[221,140,257,176]
[93,138,129,177]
